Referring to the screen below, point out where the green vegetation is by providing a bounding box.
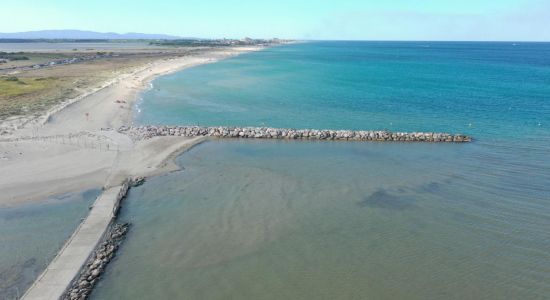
[0,76,64,118]
[0,76,59,98]
[0,52,29,61]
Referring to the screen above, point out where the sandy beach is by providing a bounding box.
[0,46,260,207]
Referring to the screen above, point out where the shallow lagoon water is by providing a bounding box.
[0,189,100,299]
[91,140,549,300]
[0,42,152,52]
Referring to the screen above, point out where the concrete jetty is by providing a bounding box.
[125,126,472,143]
[19,136,204,300]
[21,182,129,300]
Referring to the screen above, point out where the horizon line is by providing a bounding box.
[1,38,550,43]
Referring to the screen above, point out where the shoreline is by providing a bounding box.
[12,46,260,300]
[8,41,474,299]
[0,45,262,207]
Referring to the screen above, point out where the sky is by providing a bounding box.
[0,0,549,41]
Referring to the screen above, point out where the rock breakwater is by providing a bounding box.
[123,126,472,143]
[62,223,130,300]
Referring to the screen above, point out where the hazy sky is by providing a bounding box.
[1,0,549,41]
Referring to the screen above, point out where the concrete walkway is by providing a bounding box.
[21,184,128,300]
[19,136,203,300]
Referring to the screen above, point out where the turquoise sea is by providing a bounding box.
[94,42,549,299]
[136,41,549,139]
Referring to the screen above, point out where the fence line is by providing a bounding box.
[0,132,120,152]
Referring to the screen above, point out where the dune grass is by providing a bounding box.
[0,77,59,98]
[0,76,67,118]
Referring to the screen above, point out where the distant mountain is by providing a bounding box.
[0,30,183,40]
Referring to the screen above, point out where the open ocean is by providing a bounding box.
[94,42,549,299]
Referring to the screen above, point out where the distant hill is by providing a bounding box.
[0,30,183,40]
